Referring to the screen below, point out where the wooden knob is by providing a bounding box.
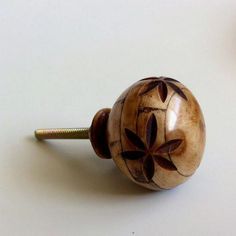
[90,77,205,190]
[35,76,205,191]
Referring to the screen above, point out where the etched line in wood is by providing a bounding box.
[109,140,120,147]
[114,98,126,105]
[138,107,166,114]
[149,180,167,190]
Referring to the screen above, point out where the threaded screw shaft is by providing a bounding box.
[35,128,90,140]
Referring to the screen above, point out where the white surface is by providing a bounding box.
[0,1,236,235]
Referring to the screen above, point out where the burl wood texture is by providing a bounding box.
[107,77,205,190]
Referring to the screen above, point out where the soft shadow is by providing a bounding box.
[25,137,159,198]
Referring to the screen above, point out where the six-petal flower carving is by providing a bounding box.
[121,114,183,182]
[139,77,187,102]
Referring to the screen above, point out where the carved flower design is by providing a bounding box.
[121,114,182,182]
[139,76,187,103]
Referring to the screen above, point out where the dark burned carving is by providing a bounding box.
[146,113,157,148]
[154,156,177,171]
[158,81,168,102]
[143,155,155,180]
[139,77,188,102]
[156,139,183,153]
[125,128,146,150]
[121,114,183,183]
[167,82,187,100]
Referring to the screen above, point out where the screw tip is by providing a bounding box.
[34,130,42,140]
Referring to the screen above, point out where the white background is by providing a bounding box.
[0,1,236,235]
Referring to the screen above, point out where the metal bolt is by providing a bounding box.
[34,128,90,140]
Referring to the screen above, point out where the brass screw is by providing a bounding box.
[34,128,90,140]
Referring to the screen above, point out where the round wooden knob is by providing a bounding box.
[90,77,206,190]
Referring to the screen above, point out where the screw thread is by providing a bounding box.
[35,128,90,140]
